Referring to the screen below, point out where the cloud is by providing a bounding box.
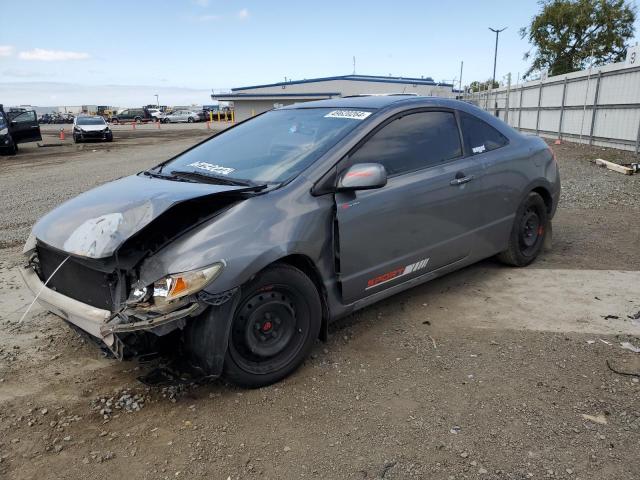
[193,0,210,6]
[18,48,90,61]
[2,69,45,78]
[197,14,220,22]
[0,45,14,57]
[238,8,249,20]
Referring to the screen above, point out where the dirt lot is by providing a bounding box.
[0,127,639,480]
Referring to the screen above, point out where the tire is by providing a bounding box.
[73,134,80,143]
[5,137,17,155]
[135,117,142,124]
[497,192,548,267]
[187,117,194,123]
[111,118,119,125]
[222,264,322,388]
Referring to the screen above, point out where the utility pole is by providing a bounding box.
[353,56,356,75]
[154,94,159,107]
[489,27,507,87]
[459,61,464,94]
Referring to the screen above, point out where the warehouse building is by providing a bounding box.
[211,74,454,121]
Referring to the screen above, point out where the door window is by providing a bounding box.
[459,111,508,155]
[12,111,37,123]
[348,111,462,176]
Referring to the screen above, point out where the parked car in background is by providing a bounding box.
[147,108,163,121]
[162,110,201,123]
[21,96,559,388]
[110,108,152,124]
[73,115,113,143]
[0,106,42,155]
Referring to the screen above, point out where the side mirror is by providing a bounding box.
[337,163,387,192]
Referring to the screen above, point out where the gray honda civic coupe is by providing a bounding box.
[21,95,560,387]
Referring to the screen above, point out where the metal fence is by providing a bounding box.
[461,62,640,153]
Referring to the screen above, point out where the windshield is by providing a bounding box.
[77,117,106,125]
[159,107,373,183]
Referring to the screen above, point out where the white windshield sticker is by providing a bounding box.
[472,144,486,154]
[188,161,236,176]
[324,110,372,120]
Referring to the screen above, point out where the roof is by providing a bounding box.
[231,74,450,92]
[281,94,437,109]
[212,92,340,101]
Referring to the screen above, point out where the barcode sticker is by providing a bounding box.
[324,110,372,120]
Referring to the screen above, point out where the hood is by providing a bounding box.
[32,174,249,259]
[77,124,108,132]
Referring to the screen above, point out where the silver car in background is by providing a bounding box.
[162,110,201,123]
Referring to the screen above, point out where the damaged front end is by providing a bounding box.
[20,173,253,359]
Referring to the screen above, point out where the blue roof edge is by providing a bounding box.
[231,74,449,91]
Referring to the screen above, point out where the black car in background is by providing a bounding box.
[0,105,42,155]
[110,108,154,124]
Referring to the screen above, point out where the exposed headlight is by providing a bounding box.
[153,263,224,302]
[0,127,8,136]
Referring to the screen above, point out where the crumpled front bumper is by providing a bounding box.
[20,265,200,349]
[20,264,115,345]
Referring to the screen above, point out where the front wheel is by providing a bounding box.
[497,192,549,267]
[222,264,321,388]
[187,117,194,123]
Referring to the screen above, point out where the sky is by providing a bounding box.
[1,0,639,107]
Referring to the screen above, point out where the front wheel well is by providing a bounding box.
[270,254,329,341]
[532,186,553,214]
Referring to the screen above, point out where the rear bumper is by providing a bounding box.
[20,264,115,345]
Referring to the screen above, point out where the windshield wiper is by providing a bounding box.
[170,170,262,188]
[141,170,190,182]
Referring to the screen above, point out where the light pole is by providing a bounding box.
[489,27,507,87]
[154,94,159,107]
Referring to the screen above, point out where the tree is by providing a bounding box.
[466,79,500,92]
[521,0,636,78]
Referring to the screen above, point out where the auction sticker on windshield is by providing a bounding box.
[188,161,236,175]
[324,110,372,120]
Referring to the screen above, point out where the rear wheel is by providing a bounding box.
[497,192,548,267]
[223,264,321,388]
[187,117,194,123]
[111,118,119,125]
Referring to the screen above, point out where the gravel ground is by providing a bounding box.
[0,130,638,480]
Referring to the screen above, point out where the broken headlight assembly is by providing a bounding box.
[128,262,225,309]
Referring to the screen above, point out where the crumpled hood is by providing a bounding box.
[32,174,247,259]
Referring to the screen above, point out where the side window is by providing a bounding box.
[348,111,462,176]
[12,111,36,123]
[459,111,508,155]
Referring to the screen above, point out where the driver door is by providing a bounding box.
[8,111,42,144]
[334,110,485,304]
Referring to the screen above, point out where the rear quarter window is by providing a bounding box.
[459,111,508,155]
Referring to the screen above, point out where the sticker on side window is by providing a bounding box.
[472,144,486,154]
[324,110,372,120]
[187,161,235,175]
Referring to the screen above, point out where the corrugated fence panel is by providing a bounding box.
[463,63,640,152]
[598,71,640,104]
[561,109,594,136]
[540,83,564,106]
[594,108,640,141]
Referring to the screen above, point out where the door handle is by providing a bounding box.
[449,175,474,186]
